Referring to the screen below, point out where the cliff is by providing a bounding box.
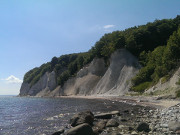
[91,49,140,96]
[19,71,57,96]
[145,67,180,97]
[19,49,140,97]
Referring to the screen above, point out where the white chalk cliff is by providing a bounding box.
[19,71,57,96]
[145,67,180,96]
[19,49,141,97]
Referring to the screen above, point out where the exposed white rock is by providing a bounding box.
[92,49,140,96]
[20,49,141,97]
[19,71,57,96]
[145,67,180,96]
[62,58,107,96]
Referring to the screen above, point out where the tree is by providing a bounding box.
[114,35,126,49]
[51,57,58,70]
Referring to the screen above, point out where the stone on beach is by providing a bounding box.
[95,120,107,129]
[107,132,122,135]
[136,122,150,132]
[94,111,120,119]
[52,128,64,135]
[106,119,119,127]
[95,113,112,119]
[70,111,94,127]
[66,123,93,135]
[168,121,180,132]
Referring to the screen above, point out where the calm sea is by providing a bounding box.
[0,96,136,135]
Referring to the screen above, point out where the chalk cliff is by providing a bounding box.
[145,67,180,96]
[91,49,140,96]
[19,49,141,97]
[19,71,57,96]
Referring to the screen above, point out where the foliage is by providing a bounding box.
[23,15,180,88]
[161,75,171,84]
[131,82,152,93]
[176,89,180,98]
[132,26,180,92]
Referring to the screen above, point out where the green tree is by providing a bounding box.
[51,57,58,70]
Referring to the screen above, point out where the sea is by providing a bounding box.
[0,95,137,135]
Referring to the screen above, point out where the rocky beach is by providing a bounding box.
[52,96,180,135]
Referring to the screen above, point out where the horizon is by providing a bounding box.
[0,0,180,95]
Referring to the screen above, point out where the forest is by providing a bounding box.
[23,15,180,93]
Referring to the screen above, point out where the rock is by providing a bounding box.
[95,120,107,129]
[131,131,138,135]
[93,128,103,135]
[70,111,94,127]
[137,122,150,132]
[124,110,129,113]
[128,127,134,131]
[118,125,125,129]
[161,124,168,128]
[168,121,180,132]
[66,123,93,135]
[94,113,112,119]
[108,132,121,135]
[110,111,120,116]
[106,119,119,127]
[120,118,127,122]
[176,130,180,134]
[52,129,64,135]
[94,111,120,119]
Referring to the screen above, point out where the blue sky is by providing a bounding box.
[0,0,180,95]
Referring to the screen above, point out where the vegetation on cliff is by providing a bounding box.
[23,15,180,90]
[132,27,180,92]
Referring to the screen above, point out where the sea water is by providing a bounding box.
[0,96,134,135]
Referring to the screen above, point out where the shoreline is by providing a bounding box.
[18,94,180,109]
[56,95,180,109]
[52,96,180,135]
[16,95,180,134]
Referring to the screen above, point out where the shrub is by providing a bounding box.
[176,89,180,98]
[131,82,152,93]
[176,79,180,85]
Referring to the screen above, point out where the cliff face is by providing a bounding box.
[19,49,140,97]
[61,58,107,96]
[91,49,140,96]
[19,71,57,96]
[145,67,180,96]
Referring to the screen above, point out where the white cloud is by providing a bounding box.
[103,25,115,29]
[2,75,23,84]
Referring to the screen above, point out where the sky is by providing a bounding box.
[0,0,180,95]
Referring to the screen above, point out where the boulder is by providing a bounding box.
[52,129,64,135]
[168,121,180,132]
[66,123,93,135]
[70,111,94,127]
[93,128,103,135]
[95,120,107,129]
[106,119,119,127]
[137,122,150,132]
